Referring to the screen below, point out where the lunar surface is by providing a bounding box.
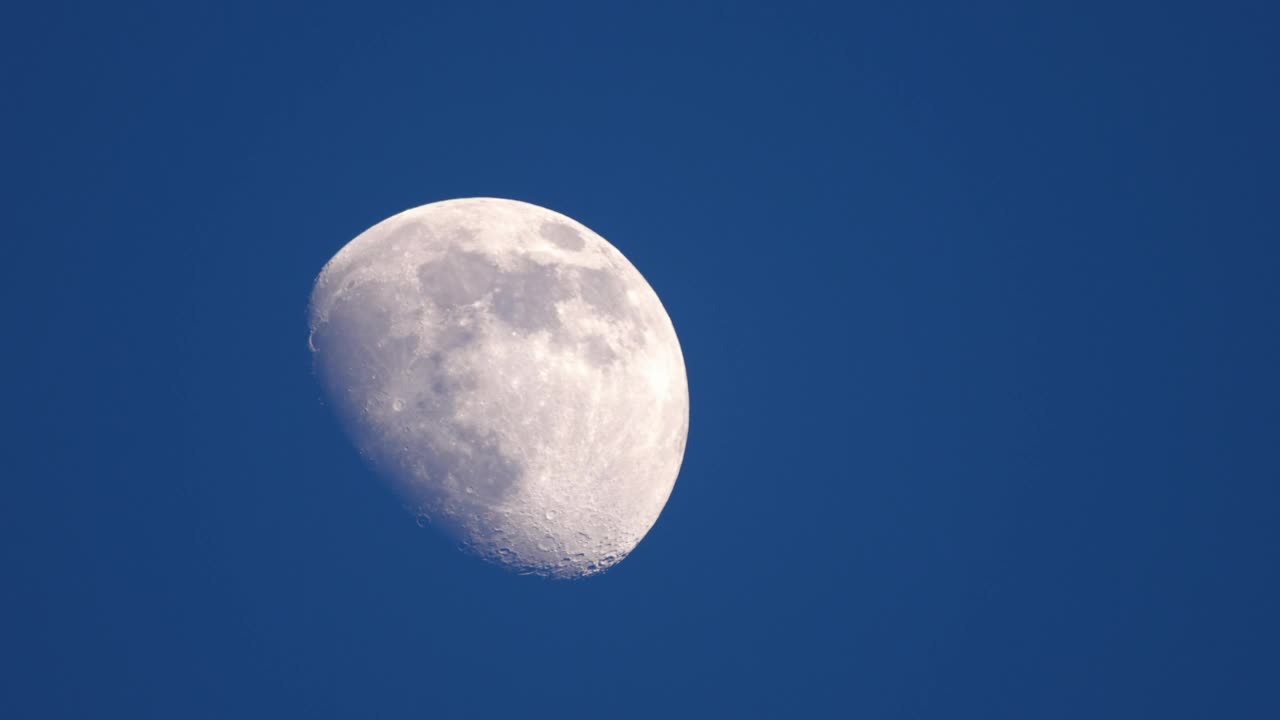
[308,198,689,578]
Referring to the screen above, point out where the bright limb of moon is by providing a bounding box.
[308,198,689,578]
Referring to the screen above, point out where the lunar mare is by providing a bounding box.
[309,198,689,578]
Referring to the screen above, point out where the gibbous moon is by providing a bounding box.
[309,198,689,578]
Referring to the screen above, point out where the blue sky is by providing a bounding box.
[4,1,1279,717]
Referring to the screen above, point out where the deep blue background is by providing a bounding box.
[4,1,1278,717]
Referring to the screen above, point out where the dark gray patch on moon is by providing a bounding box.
[417,249,500,308]
[431,324,477,352]
[540,221,585,251]
[412,425,523,509]
[403,353,467,413]
[492,261,570,332]
[581,335,617,366]
[576,267,628,317]
[395,346,524,511]
[419,250,575,335]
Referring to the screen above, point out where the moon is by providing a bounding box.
[308,198,689,578]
